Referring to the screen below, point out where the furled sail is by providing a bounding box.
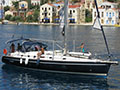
[59,7,65,36]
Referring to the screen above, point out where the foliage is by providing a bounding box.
[26,10,39,22]
[5,15,12,20]
[29,4,40,10]
[33,10,39,22]
[26,15,34,22]
[0,19,2,21]
[85,9,92,22]
[12,1,19,10]
[41,0,48,5]
[71,0,80,3]
[4,6,10,12]
[107,0,118,2]
[10,16,23,22]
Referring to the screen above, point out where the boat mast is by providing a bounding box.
[39,0,41,23]
[63,0,68,54]
[94,0,111,58]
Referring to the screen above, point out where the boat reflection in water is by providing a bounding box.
[1,64,109,90]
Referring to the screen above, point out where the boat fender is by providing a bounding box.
[25,57,29,65]
[20,58,23,64]
[36,59,40,65]
[3,49,7,55]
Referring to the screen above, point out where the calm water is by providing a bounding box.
[0,24,120,90]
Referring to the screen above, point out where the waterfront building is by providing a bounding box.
[68,5,80,23]
[31,0,41,5]
[92,1,119,25]
[40,3,57,23]
[18,1,28,18]
[0,0,20,7]
[68,4,85,23]
[19,1,28,11]
[85,0,104,10]
[0,8,4,19]
[5,10,13,16]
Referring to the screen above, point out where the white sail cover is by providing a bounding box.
[93,16,102,30]
[59,7,64,29]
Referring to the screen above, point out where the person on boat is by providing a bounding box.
[35,45,39,51]
[77,43,85,53]
[17,43,22,51]
[37,45,44,58]
[10,43,15,53]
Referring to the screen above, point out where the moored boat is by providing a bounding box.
[1,0,119,77]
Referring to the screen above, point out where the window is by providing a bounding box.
[106,12,108,17]
[73,10,75,13]
[42,8,44,10]
[102,12,104,17]
[52,8,54,11]
[49,13,50,15]
[112,20,114,24]
[94,12,96,17]
[70,10,72,14]
[101,19,104,24]
[49,8,50,10]
[109,12,111,17]
[112,12,114,16]
[106,20,109,24]
[45,8,47,11]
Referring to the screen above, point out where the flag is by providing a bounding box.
[93,16,102,30]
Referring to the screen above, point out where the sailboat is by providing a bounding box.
[2,0,118,76]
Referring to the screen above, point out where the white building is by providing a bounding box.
[93,1,119,25]
[40,3,57,23]
[68,5,81,23]
[0,0,20,7]
[85,0,105,10]
[31,0,41,5]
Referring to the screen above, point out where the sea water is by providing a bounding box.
[0,24,120,90]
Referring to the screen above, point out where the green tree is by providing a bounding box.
[33,10,39,22]
[85,9,92,22]
[15,16,23,22]
[12,1,19,10]
[10,16,23,22]
[5,15,12,20]
[10,16,16,21]
[26,15,34,22]
[107,0,118,2]
[4,6,10,12]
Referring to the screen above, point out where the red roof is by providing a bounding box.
[69,5,80,8]
[48,3,57,7]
